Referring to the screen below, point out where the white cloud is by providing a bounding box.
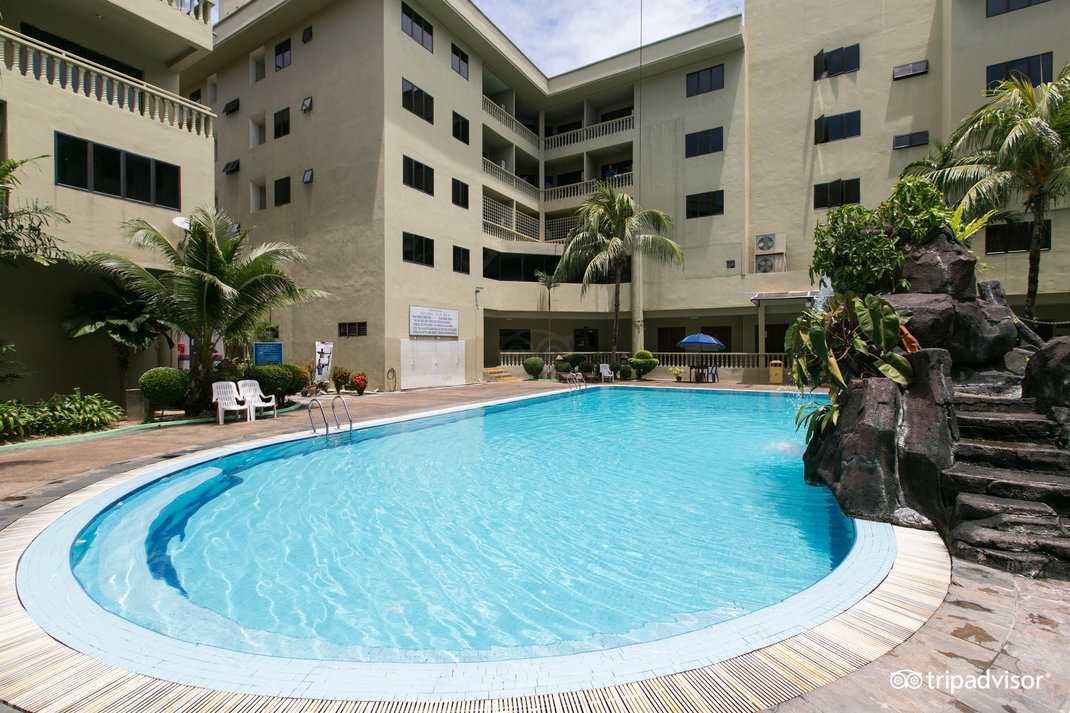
[472,0,742,76]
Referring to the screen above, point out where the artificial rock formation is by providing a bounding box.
[1022,336,1070,413]
[883,228,1017,368]
[803,349,956,531]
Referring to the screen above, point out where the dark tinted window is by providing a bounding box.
[987,52,1052,92]
[124,153,152,203]
[403,232,434,266]
[685,65,724,97]
[684,127,724,157]
[814,44,860,80]
[55,133,89,189]
[987,0,1049,16]
[815,110,861,144]
[92,144,122,197]
[402,79,434,123]
[274,176,291,206]
[401,3,433,52]
[154,161,181,210]
[403,156,434,195]
[453,245,470,274]
[275,38,291,71]
[452,178,469,208]
[985,220,1051,253]
[452,112,469,144]
[274,108,290,138]
[892,60,929,80]
[814,178,860,209]
[892,130,930,150]
[685,190,724,219]
[451,44,469,79]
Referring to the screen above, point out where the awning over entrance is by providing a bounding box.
[750,290,819,304]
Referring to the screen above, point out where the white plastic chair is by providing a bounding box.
[599,363,614,382]
[211,381,254,424]
[238,379,277,419]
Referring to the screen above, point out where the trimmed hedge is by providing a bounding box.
[281,362,309,395]
[139,367,190,411]
[522,357,545,379]
[628,350,659,378]
[618,364,634,380]
[250,365,292,402]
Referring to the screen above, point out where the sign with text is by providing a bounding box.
[253,342,283,365]
[409,305,459,337]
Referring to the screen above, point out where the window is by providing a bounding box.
[814,178,860,209]
[250,49,265,83]
[451,178,468,208]
[403,156,434,195]
[222,160,240,175]
[893,130,929,150]
[302,168,314,184]
[274,107,290,138]
[985,220,1051,254]
[302,26,313,43]
[53,132,180,209]
[275,39,291,71]
[815,111,861,144]
[251,115,266,147]
[686,64,724,97]
[452,112,469,144]
[686,190,724,219]
[403,232,434,266]
[338,322,368,337]
[893,60,929,80]
[814,44,860,80]
[451,44,469,79]
[685,127,723,157]
[987,0,1049,16]
[188,88,202,103]
[453,245,470,274]
[301,96,313,113]
[274,177,291,206]
[574,328,598,350]
[251,180,266,212]
[401,79,433,123]
[222,98,240,115]
[987,52,1052,92]
[401,3,433,52]
[499,329,532,351]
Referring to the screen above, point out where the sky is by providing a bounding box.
[471,0,742,76]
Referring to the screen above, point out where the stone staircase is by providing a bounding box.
[943,394,1070,579]
[482,367,517,383]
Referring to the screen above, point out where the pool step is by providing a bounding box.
[482,367,517,382]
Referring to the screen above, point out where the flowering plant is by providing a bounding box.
[330,366,351,391]
[350,374,368,388]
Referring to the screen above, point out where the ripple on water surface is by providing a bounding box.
[72,388,853,662]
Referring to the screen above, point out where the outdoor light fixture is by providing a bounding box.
[302,168,313,184]
[301,96,313,112]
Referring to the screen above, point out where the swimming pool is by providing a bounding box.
[17,386,899,698]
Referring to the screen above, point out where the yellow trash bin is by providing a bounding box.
[768,359,784,384]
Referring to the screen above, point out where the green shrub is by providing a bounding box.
[281,362,309,394]
[522,357,545,379]
[250,365,292,402]
[618,364,633,380]
[31,389,124,434]
[564,353,587,368]
[578,359,595,373]
[0,401,33,438]
[139,367,190,411]
[628,350,658,378]
[554,359,571,372]
[609,362,621,373]
[209,365,249,385]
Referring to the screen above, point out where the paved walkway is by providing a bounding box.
[1,381,1067,713]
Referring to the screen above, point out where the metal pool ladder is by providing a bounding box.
[307,395,354,434]
[565,372,587,391]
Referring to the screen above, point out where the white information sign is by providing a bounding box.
[409,305,459,337]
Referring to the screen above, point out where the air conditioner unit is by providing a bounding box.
[754,232,786,255]
[754,254,786,274]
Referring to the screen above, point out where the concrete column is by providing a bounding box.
[757,300,767,354]
[630,253,644,354]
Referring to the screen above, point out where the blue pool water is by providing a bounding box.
[71,387,852,663]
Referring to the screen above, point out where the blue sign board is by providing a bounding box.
[253,342,283,365]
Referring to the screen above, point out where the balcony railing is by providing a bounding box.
[544,172,632,202]
[482,96,539,148]
[499,351,787,371]
[482,158,539,200]
[160,0,214,24]
[543,115,634,151]
[544,216,576,243]
[0,27,214,138]
[482,195,539,242]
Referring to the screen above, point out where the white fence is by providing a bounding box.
[499,351,787,370]
[481,96,540,148]
[544,115,634,151]
[544,172,633,202]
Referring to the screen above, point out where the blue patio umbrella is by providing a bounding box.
[676,333,726,352]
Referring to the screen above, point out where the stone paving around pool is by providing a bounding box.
[1,381,1068,713]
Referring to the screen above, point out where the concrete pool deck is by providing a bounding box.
[0,381,1067,712]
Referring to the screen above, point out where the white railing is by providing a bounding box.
[481,96,539,148]
[543,172,633,202]
[543,115,634,151]
[483,195,511,227]
[516,211,539,240]
[482,221,540,243]
[649,352,787,369]
[160,0,214,24]
[0,27,214,138]
[500,352,617,368]
[544,216,576,243]
[482,158,539,200]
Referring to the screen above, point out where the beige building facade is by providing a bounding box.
[0,0,216,402]
[183,0,1069,390]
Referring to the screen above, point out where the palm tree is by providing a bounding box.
[533,268,560,361]
[553,182,681,360]
[85,207,331,413]
[904,63,1070,320]
[0,156,69,266]
[62,279,177,407]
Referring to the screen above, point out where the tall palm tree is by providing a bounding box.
[62,279,177,407]
[904,63,1070,320]
[85,207,331,413]
[533,268,560,360]
[553,183,681,360]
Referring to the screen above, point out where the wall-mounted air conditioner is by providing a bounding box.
[754,253,787,274]
[754,232,785,255]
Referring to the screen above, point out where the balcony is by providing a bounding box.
[482,157,539,201]
[158,0,214,25]
[0,27,214,138]
[543,172,633,203]
[483,195,540,243]
[543,216,576,243]
[543,115,634,151]
[482,96,540,150]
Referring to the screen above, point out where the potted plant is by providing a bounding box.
[668,366,685,382]
[350,372,368,395]
[331,366,351,393]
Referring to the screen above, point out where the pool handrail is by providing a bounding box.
[307,398,329,434]
[331,395,354,432]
